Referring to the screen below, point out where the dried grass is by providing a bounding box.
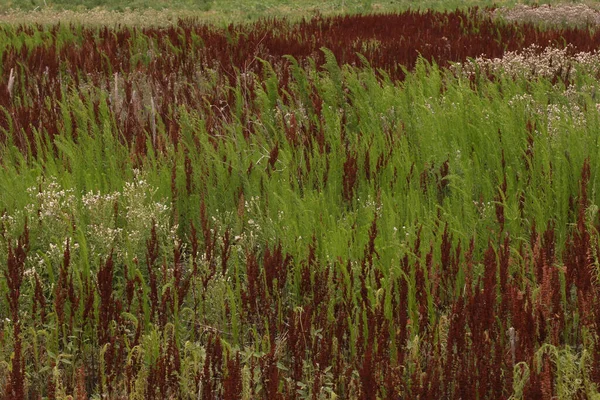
[0,7,214,27]
[493,3,600,28]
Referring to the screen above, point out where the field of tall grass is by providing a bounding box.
[2,5,600,399]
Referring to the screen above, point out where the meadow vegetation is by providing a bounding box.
[2,1,600,26]
[2,4,600,400]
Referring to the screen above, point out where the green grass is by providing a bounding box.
[2,0,599,25]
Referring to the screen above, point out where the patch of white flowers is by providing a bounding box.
[235,196,262,250]
[25,177,76,227]
[22,178,77,267]
[358,194,383,217]
[32,236,80,273]
[453,44,600,82]
[473,200,493,219]
[1,172,175,271]
[492,4,600,28]
[546,103,586,137]
[82,189,123,259]
[122,170,173,256]
[507,92,588,137]
[0,211,20,241]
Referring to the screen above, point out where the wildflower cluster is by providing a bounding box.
[492,4,600,28]
[454,44,600,82]
[122,170,174,258]
[0,174,174,271]
[507,92,588,137]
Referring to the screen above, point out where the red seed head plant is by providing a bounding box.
[331,261,352,362]
[3,222,28,400]
[33,273,47,327]
[523,119,535,177]
[184,152,193,195]
[125,341,142,397]
[463,237,476,295]
[199,199,218,295]
[173,240,192,309]
[310,364,323,400]
[364,148,372,182]
[537,222,564,345]
[312,268,330,321]
[96,252,125,396]
[436,158,450,203]
[323,153,331,187]
[81,274,95,331]
[436,224,462,311]
[146,352,164,400]
[394,262,409,373]
[481,241,498,320]
[0,210,6,241]
[75,366,87,400]
[591,205,600,385]
[267,141,280,174]
[425,243,439,313]
[263,242,291,298]
[260,348,283,400]
[563,158,595,329]
[358,340,376,400]
[419,163,432,195]
[53,238,70,344]
[498,233,510,320]
[97,252,116,345]
[462,242,498,399]
[200,334,224,400]
[495,173,507,232]
[363,217,379,270]
[223,352,242,400]
[241,250,265,321]
[342,150,359,203]
[170,160,178,225]
[314,308,334,374]
[510,283,536,364]
[299,238,316,300]
[46,362,56,400]
[373,301,392,392]
[593,288,600,385]
[164,329,182,398]
[414,257,428,336]
[439,222,452,277]
[221,228,232,276]
[444,294,466,398]
[281,113,300,148]
[518,190,526,220]
[190,220,199,274]
[67,270,80,337]
[534,352,555,399]
[159,284,173,328]
[124,262,135,313]
[65,243,80,338]
[146,221,160,321]
[288,308,308,385]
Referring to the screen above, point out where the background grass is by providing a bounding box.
[2,0,600,25]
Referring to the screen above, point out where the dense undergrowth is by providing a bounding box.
[2,8,600,399]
